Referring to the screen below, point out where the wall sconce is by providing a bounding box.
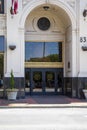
[82,45,87,51]
[9,45,16,50]
[43,6,49,11]
[83,9,87,21]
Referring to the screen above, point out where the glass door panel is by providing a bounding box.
[25,71,30,93]
[25,68,63,95]
[32,71,42,92]
[45,71,55,92]
[57,72,63,93]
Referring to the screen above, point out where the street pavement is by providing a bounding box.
[0,108,87,130]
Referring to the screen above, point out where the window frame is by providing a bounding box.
[0,0,4,14]
[0,36,4,52]
[25,42,62,62]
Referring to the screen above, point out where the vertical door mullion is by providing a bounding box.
[30,69,33,94]
[42,70,45,94]
[55,71,58,93]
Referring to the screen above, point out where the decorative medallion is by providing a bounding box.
[37,17,50,31]
[33,72,42,81]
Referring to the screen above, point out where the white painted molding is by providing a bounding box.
[19,0,76,30]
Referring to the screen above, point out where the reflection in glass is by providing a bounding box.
[45,42,59,62]
[25,71,30,93]
[25,68,63,94]
[25,42,62,62]
[25,42,43,62]
[0,54,3,98]
[0,36,4,89]
[0,36,4,52]
[46,71,55,92]
[33,71,42,92]
[0,0,4,13]
[57,72,63,93]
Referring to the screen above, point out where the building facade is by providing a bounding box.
[0,0,87,98]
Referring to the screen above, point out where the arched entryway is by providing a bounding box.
[19,0,77,97]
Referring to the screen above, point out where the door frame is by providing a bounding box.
[25,68,64,95]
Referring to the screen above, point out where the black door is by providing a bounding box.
[25,68,63,95]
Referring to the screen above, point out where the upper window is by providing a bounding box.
[0,36,4,83]
[25,42,62,62]
[0,0,4,14]
[0,36,4,52]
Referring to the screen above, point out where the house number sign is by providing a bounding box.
[80,37,87,51]
[80,37,87,43]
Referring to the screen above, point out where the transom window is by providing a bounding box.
[25,42,62,62]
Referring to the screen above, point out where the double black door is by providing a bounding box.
[25,68,63,95]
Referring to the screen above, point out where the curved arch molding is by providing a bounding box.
[19,0,76,30]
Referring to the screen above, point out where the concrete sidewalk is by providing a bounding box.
[0,95,87,108]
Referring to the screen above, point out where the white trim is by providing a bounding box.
[19,0,76,29]
[18,0,77,77]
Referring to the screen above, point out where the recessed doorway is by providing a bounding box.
[25,68,63,95]
[25,41,64,95]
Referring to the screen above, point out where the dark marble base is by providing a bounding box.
[3,77,87,99]
[64,77,87,99]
